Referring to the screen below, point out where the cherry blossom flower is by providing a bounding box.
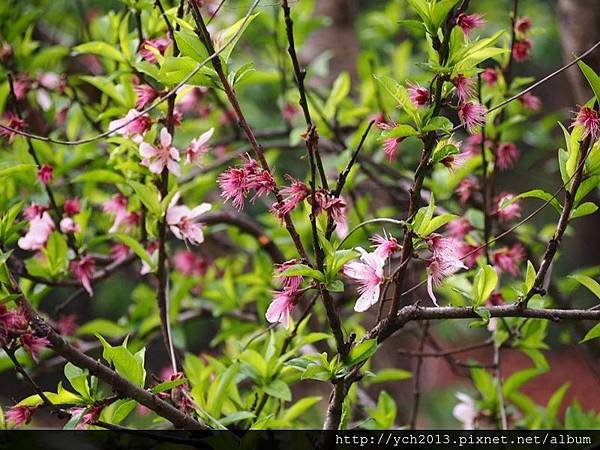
[481,68,498,86]
[63,197,80,216]
[109,109,152,139]
[20,333,50,362]
[102,194,129,233]
[452,74,474,104]
[455,176,479,204]
[343,248,385,312]
[271,176,310,219]
[456,13,486,35]
[177,87,209,115]
[370,231,401,259]
[56,314,78,336]
[275,259,303,291]
[265,290,297,328]
[0,111,25,143]
[453,393,477,429]
[75,406,103,430]
[457,242,482,268]
[18,209,54,251]
[496,193,521,221]
[12,73,30,100]
[514,16,532,34]
[446,217,474,239]
[441,150,470,171]
[186,128,214,166]
[218,157,275,209]
[69,256,95,296]
[60,217,80,234]
[173,250,209,276]
[139,37,171,63]
[377,121,403,161]
[407,83,429,106]
[326,196,349,238]
[512,39,532,62]
[572,106,600,139]
[519,92,542,112]
[458,102,487,134]
[496,142,520,170]
[426,234,467,306]
[134,85,159,110]
[111,243,130,261]
[140,128,181,175]
[166,193,211,245]
[140,241,158,275]
[493,244,525,276]
[37,164,53,185]
[5,405,35,428]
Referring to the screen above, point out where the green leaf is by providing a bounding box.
[64,363,92,401]
[301,364,331,381]
[174,29,209,63]
[114,233,154,269]
[206,362,239,416]
[278,263,324,282]
[324,72,350,119]
[96,335,146,387]
[570,274,600,299]
[73,169,126,185]
[525,260,536,292]
[368,368,412,384]
[214,13,259,63]
[158,56,213,86]
[503,368,546,396]
[17,383,83,407]
[43,232,68,276]
[516,189,562,213]
[578,60,600,101]
[76,319,128,338]
[472,265,498,306]
[73,41,126,63]
[327,279,345,292]
[0,164,36,177]
[373,74,418,124]
[546,383,570,426]
[379,124,419,140]
[581,323,600,343]
[264,379,291,402]
[78,75,127,107]
[430,0,460,30]
[366,391,397,429]
[282,396,322,422]
[422,213,458,236]
[151,378,188,393]
[571,202,598,219]
[129,181,161,216]
[345,339,378,367]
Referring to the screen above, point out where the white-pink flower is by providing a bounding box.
[59,217,80,234]
[18,211,54,251]
[426,234,467,306]
[453,392,477,429]
[139,128,181,176]
[109,109,152,139]
[343,248,386,312]
[166,193,211,245]
[186,128,214,165]
[265,290,296,328]
[370,231,401,259]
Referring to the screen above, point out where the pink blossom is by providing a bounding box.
[452,75,474,104]
[519,92,542,112]
[455,177,479,204]
[111,243,130,261]
[5,405,35,427]
[37,164,53,185]
[177,87,209,115]
[275,259,303,291]
[0,111,26,143]
[441,150,469,171]
[463,133,486,156]
[514,16,532,34]
[37,72,63,91]
[370,231,401,259]
[56,314,78,336]
[271,176,310,219]
[109,109,152,138]
[481,68,498,86]
[377,121,403,161]
[282,103,299,121]
[407,83,429,107]
[446,218,474,239]
[218,157,275,209]
[139,37,171,63]
[20,333,50,362]
[453,393,477,429]
[343,248,385,312]
[102,194,129,233]
[134,85,159,110]
[75,406,102,429]
[496,193,521,222]
[173,250,209,276]
[496,142,519,170]
[492,244,525,276]
[426,234,467,306]
[18,210,54,251]
[458,102,487,134]
[69,256,95,296]
[140,128,181,175]
[512,39,532,62]
[457,242,482,268]
[63,197,80,216]
[60,217,80,234]
[456,13,486,35]
[572,106,600,139]
[186,128,214,166]
[12,73,30,100]
[265,290,296,328]
[166,193,211,245]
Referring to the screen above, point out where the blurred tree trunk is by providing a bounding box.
[557,0,600,103]
[301,0,359,85]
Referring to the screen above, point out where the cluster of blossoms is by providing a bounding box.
[218,156,276,209]
[512,17,533,62]
[0,305,49,362]
[265,259,304,328]
[343,232,401,312]
[425,234,468,306]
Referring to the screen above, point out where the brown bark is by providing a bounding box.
[557,0,600,103]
